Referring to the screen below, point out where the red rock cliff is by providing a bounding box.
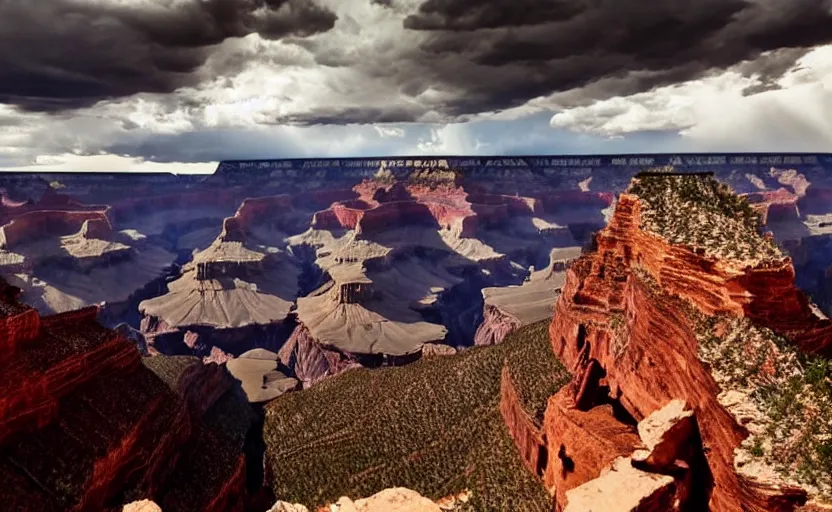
[544,191,829,511]
[0,278,247,512]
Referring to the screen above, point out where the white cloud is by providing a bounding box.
[374,126,405,138]
[416,124,482,154]
[11,153,216,174]
[548,45,832,151]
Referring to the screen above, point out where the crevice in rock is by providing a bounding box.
[244,404,268,493]
[558,444,575,476]
[680,420,714,512]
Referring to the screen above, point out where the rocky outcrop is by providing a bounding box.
[0,209,111,249]
[475,247,577,346]
[544,185,828,511]
[123,500,162,512]
[421,342,457,357]
[562,457,677,512]
[226,349,300,402]
[581,193,831,353]
[475,304,522,346]
[744,188,801,224]
[542,388,642,508]
[0,277,248,512]
[278,324,361,387]
[499,365,547,477]
[323,488,443,512]
[269,502,310,512]
[558,400,700,512]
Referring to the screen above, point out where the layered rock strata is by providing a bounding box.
[0,278,247,512]
[540,175,831,511]
[475,246,580,346]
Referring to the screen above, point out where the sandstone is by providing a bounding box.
[278,324,361,387]
[635,399,695,468]
[542,388,642,507]
[269,501,310,512]
[546,178,825,511]
[563,457,677,512]
[326,488,442,512]
[123,500,162,512]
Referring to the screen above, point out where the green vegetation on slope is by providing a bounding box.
[696,315,832,500]
[141,355,200,389]
[504,321,570,424]
[263,320,569,511]
[627,173,783,263]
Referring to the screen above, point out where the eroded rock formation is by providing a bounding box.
[321,487,443,512]
[0,278,248,512]
[538,174,832,511]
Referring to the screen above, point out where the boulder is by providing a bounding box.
[563,457,677,512]
[635,399,695,469]
[123,500,162,512]
[326,488,442,512]
[268,501,310,512]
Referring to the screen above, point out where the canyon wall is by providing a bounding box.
[0,209,111,248]
[109,188,241,224]
[0,278,248,512]
[594,194,831,354]
[474,305,522,346]
[498,365,546,478]
[542,192,827,511]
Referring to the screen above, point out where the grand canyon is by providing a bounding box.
[1,153,831,512]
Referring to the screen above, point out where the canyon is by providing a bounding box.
[499,172,832,511]
[1,154,832,511]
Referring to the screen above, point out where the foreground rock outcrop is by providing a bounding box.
[268,488,472,512]
[322,488,445,512]
[0,278,248,512]
[560,400,697,512]
[539,173,832,512]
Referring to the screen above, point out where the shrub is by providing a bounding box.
[263,320,568,511]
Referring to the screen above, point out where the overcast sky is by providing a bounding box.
[1,0,831,173]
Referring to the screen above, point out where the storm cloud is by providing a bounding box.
[395,0,832,117]
[0,0,337,111]
[0,0,831,171]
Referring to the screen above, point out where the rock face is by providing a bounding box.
[542,177,831,511]
[558,400,699,512]
[269,502,310,512]
[499,365,548,478]
[0,278,248,512]
[542,389,642,508]
[562,457,676,512]
[123,500,162,512]
[475,246,580,346]
[277,324,361,387]
[324,488,443,512]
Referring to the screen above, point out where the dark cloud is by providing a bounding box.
[0,0,337,112]
[404,0,585,30]
[735,47,810,96]
[397,0,832,116]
